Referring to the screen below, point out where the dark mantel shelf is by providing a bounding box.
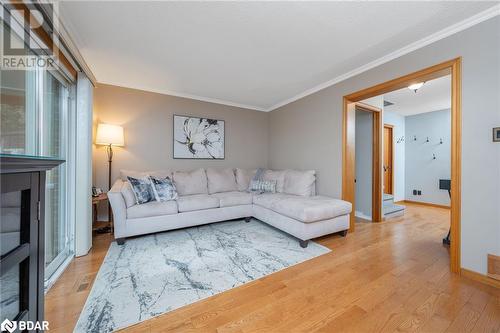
[0,154,65,174]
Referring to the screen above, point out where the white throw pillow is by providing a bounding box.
[262,170,287,193]
[206,168,238,194]
[173,168,208,196]
[235,168,257,191]
[283,170,316,196]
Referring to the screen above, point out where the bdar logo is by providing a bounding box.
[0,319,16,333]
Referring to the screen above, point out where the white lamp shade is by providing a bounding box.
[95,123,124,146]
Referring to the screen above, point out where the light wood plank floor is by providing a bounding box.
[45,203,499,332]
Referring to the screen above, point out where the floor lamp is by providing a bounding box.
[95,123,124,232]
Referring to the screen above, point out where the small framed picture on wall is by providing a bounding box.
[493,127,500,142]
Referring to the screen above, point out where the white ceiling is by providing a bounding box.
[383,76,451,116]
[59,1,499,111]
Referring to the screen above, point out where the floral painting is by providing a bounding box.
[173,115,225,159]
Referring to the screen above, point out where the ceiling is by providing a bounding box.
[59,1,498,111]
[383,76,451,116]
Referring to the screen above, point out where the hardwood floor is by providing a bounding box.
[45,203,500,332]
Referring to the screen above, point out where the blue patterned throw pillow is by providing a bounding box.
[249,179,277,193]
[127,176,155,204]
[149,176,178,202]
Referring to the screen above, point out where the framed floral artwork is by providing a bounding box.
[173,115,225,159]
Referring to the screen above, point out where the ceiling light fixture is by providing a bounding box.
[408,82,425,93]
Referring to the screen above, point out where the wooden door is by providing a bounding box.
[383,125,393,194]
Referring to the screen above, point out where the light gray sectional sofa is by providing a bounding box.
[108,168,352,247]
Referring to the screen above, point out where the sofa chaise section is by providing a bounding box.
[252,193,351,247]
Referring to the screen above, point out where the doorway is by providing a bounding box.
[383,125,394,195]
[353,102,382,223]
[342,58,461,273]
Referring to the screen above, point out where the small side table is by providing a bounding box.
[92,193,113,233]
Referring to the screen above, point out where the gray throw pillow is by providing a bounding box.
[149,176,178,202]
[127,176,155,204]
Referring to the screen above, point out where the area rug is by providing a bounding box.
[74,219,330,332]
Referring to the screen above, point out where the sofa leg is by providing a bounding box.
[340,230,348,237]
[116,238,125,245]
[299,240,309,248]
[244,217,251,223]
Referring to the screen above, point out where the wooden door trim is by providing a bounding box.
[342,57,462,274]
[383,124,394,195]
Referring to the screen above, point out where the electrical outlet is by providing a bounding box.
[417,190,422,195]
[413,190,417,195]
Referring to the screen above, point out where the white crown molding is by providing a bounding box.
[266,4,500,112]
[97,80,268,112]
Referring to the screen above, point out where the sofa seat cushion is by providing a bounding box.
[254,193,352,223]
[211,191,253,207]
[177,194,220,212]
[253,193,292,209]
[127,201,178,219]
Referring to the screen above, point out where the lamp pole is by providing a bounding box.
[106,144,113,231]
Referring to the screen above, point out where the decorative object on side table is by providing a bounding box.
[493,127,500,142]
[173,115,225,159]
[95,123,124,228]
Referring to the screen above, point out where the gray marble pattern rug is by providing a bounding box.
[74,219,330,332]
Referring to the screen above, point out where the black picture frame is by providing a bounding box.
[172,114,226,160]
[493,127,500,142]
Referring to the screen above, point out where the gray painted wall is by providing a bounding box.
[269,17,500,274]
[93,84,269,218]
[405,109,451,206]
[383,110,405,202]
[355,110,373,219]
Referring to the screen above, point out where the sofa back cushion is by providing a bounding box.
[173,168,208,196]
[120,169,172,181]
[206,168,238,194]
[235,168,257,191]
[262,170,287,193]
[283,170,316,196]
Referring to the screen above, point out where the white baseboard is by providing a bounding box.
[355,211,372,221]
